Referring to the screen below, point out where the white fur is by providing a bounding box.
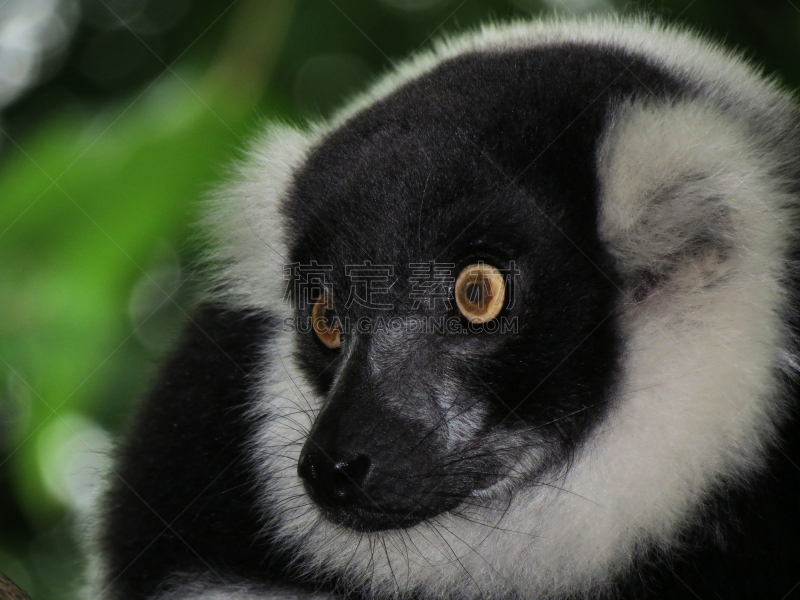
[151,581,333,600]
[203,124,318,313]
[207,17,799,600]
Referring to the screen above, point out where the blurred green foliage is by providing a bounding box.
[0,0,798,597]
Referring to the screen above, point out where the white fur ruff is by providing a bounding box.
[153,581,334,600]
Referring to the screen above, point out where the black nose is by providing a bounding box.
[297,447,372,509]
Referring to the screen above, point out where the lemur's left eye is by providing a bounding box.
[455,263,506,324]
[312,293,341,349]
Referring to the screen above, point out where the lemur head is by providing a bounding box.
[286,48,627,531]
[208,18,800,599]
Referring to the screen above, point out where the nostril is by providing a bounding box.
[333,455,371,490]
[327,455,371,504]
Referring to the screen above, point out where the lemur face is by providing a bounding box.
[286,55,624,529]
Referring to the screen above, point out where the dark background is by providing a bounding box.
[0,0,797,597]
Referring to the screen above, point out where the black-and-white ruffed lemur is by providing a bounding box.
[96,17,800,600]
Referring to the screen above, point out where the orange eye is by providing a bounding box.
[312,293,341,349]
[455,263,506,324]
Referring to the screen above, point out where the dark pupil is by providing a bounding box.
[467,282,484,306]
[324,308,337,328]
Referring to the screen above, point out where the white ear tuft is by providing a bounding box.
[597,100,794,298]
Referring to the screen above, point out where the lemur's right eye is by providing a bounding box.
[312,293,341,349]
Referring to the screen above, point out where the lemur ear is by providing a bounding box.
[203,124,316,312]
[596,100,792,303]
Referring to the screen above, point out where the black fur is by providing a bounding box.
[99,307,301,599]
